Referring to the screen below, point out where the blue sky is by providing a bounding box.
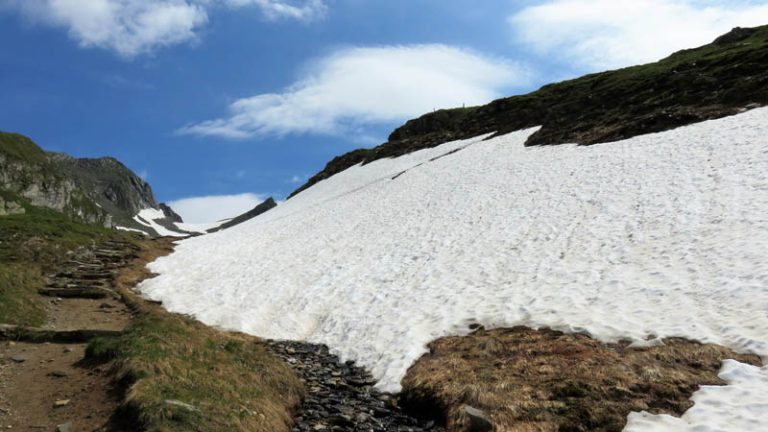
[2,0,767,222]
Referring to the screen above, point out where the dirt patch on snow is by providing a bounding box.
[401,326,761,432]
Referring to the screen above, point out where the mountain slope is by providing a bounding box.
[139,108,768,430]
[49,153,157,226]
[0,132,185,236]
[129,26,768,431]
[290,25,768,198]
[0,133,107,224]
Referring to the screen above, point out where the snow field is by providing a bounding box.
[139,108,768,431]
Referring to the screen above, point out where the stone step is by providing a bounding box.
[46,281,108,289]
[55,272,113,280]
[0,324,122,343]
[39,287,116,299]
[64,261,102,268]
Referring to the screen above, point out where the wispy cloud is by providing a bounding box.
[168,192,268,223]
[224,0,326,21]
[178,44,527,139]
[510,0,768,71]
[1,0,327,58]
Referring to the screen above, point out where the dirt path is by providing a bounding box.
[0,342,122,431]
[0,238,172,431]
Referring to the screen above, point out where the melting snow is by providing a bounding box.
[115,225,148,235]
[134,208,188,237]
[139,108,768,430]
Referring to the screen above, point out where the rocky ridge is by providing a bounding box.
[207,197,277,233]
[0,132,181,236]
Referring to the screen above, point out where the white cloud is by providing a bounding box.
[179,45,526,139]
[510,0,768,70]
[2,0,326,58]
[168,192,268,223]
[5,0,208,58]
[224,0,326,21]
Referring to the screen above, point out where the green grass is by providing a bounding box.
[0,132,48,165]
[87,312,303,432]
[0,199,118,264]
[0,263,46,327]
[0,196,136,326]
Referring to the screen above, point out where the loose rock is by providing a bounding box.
[463,406,493,432]
[266,340,444,432]
[53,399,70,408]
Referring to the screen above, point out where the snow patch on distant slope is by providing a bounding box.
[139,108,768,430]
[133,208,188,237]
[115,225,148,235]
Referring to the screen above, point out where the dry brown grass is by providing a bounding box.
[401,326,761,432]
[88,238,304,432]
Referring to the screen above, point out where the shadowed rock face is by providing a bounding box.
[290,25,768,198]
[207,197,277,233]
[48,153,157,222]
[400,327,761,432]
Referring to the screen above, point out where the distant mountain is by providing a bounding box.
[290,25,768,198]
[0,132,279,237]
[0,132,184,236]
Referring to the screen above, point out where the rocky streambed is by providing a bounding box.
[266,340,444,432]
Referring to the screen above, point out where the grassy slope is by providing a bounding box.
[1,132,301,431]
[88,314,302,431]
[0,132,48,165]
[0,194,124,326]
[0,206,302,431]
[0,264,45,327]
[86,239,303,432]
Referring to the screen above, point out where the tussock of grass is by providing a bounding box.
[0,264,45,327]
[88,312,303,432]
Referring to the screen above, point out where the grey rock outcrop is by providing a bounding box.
[0,195,25,216]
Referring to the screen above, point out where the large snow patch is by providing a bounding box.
[139,108,768,429]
